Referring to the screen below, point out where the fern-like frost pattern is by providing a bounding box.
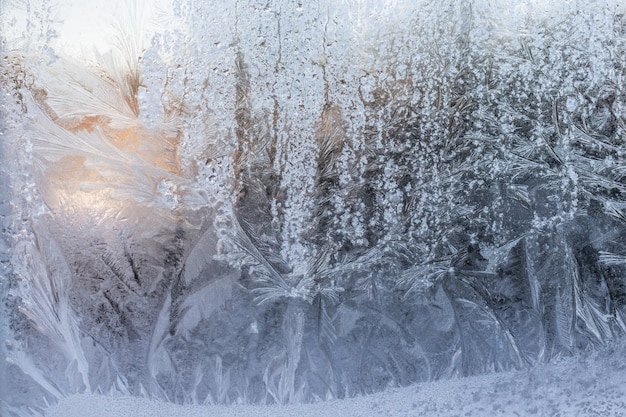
[2,0,626,415]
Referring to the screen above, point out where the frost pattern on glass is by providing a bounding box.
[2,0,626,415]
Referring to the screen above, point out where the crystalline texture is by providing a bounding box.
[2,0,626,415]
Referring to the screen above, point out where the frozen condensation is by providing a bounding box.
[2,0,626,415]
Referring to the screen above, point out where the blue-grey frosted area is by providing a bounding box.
[42,342,626,417]
[2,1,626,416]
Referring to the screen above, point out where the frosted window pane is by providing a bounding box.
[2,1,626,415]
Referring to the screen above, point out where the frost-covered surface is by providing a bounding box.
[2,0,626,416]
[46,341,626,417]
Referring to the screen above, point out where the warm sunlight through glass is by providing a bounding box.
[2,1,626,416]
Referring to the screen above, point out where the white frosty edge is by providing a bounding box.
[46,346,626,417]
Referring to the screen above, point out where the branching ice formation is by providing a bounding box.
[2,0,626,415]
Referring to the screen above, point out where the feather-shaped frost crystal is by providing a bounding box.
[2,0,626,415]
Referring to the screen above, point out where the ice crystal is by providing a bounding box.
[2,0,626,415]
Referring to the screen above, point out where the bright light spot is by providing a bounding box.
[53,0,173,58]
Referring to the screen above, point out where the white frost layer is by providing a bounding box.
[46,348,626,417]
